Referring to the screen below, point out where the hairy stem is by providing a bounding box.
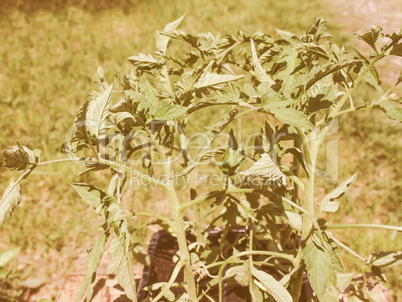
[166,185,198,301]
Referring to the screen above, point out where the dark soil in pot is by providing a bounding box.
[137,229,313,301]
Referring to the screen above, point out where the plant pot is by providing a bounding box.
[137,228,313,301]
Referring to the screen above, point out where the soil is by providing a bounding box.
[137,229,312,302]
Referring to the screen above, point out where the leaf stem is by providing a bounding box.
[330,235,366,262]
[323,223,402,232]
[36,158,77,166]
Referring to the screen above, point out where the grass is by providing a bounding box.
[0,0,400,300]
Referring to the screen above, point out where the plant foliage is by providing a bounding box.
[1,17,401,302]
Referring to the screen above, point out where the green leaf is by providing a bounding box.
[284,211,302,232]
[251,266,292,302]
[303,240,339,302]
[107,235,137,301]
[194,72,244,89]
[283,147,308,175]
[356,25,383,52]
[86,84,113,139]
[274,48,302,96]
[240,153,287,187]
[300,43,330,60]
[319,173,358,213]
[354,49,381,91]
[305,75,335,115]
[276,29,299,43]
[76,233,108,302]
[390,43,402,57]
[209,83,243,104]
[128,53,164,68]
[154,102,187,120]
[268,106,314,130]
[156,15,184,54]
[367,251,402,268]
[249,281,264,302]
[3,144,36,171]
[0,247,21,267]
[71,183,106,208]
[234,261,249,287]
[0,181,22,228]
[305,60,359,92]
[336,272,355,292]
[374,101,402,121]
[219,129,244,176]
[250,39,275,85]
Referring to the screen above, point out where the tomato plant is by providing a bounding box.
[1,18,401,301]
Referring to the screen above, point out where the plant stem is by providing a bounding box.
[323,223,402,232]
[165,185,198,301]
[296,127,319,243]
[330,235,366,262]
[36,158,78,166]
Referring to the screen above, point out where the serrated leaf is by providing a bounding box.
[251,266,292,302]
[367,251,402,268]
[250,39,275,85]
[300,43,330,60]
[268,106,314,130]
[274,48,302,96]
[240,153,286,187]
[0,247,21,267]
[128,53,164,68]
[107,235,137,301]
[76,233,108,302]
[86,84,113,139]
[356,26,383,52]
[0,181,21,228]
[305,60,359,92]
[234,261,250,287]
[303,240,339,302]
[3,145,36,171]
[276,29,298,42]
[156,15,184,54]
[319,173,357,213]
[154,102,187,120]
[374,101,402,121]
[194,72,243,89]
[210,83,242,104]
[71,183,107,208]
